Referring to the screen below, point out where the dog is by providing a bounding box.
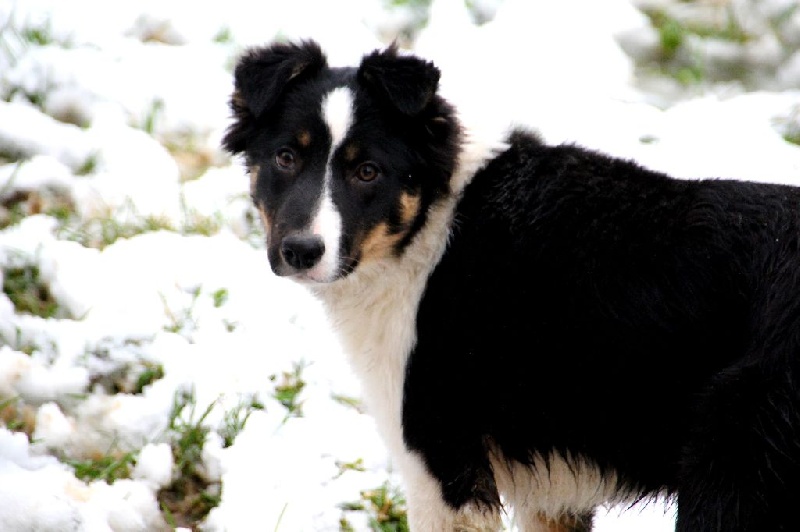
[223,40,800,531]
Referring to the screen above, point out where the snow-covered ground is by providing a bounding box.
[1,0,799,530]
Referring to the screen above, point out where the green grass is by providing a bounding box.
[0,396,35,434]
[2,264,61,318]
[67,450,137,484]
[218,395,264,448]
[271,362,307,419]
[180,207,222,237]
[75,153,99,176]
[57,209,174,249]
[158,388,222,528]
[0,14,57,70]
[158,390,264,525]
[639,4,757,87]
[168,389,213,481]
[55,196,222,250]
[644,6,750,51]
[333,458,366,480]
[0,16,64,107]
[212,27,233,44]
[655,15,685,60]
[0,327,52,356]
[331,393,365,413]
[134,363,166,394]
[141,99,165,135]
[339,482,409,532]
[161,286,201,335]
[19,21,55,47]
[783,132,800,146]
[387,0,430,7]
[211,288,228,308]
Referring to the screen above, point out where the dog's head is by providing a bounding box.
[223,40,461,283]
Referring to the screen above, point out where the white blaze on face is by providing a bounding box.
[322,86,354,149]
[307,190,342,282]
[305,87,355,282]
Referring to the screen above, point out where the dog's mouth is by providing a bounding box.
[287,257,358,284]
[288,271,334,284]
[270,254,351,285]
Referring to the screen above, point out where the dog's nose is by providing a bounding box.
[281,234,325,271]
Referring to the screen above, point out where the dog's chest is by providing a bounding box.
[312,198,456,441]
[312,262,430,455]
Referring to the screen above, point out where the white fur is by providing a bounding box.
[309,120,508,529]
[491,450,633,531]
[305,87,355,282]
[309,118,637,525]
[312,193,497,529]
[321,87,354,150]
[307,189,342,282]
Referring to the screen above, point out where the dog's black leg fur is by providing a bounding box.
[677,361,800,531]
[402,377,502,512]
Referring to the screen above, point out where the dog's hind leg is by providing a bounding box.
[514,511,594,532]
[676,361,800,531]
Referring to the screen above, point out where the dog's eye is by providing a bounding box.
[356,162,380,182]
[275,149,296,170]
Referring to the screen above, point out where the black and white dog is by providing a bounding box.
[223,40,800,531]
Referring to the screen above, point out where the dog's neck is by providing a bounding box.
[308,115,507,366]
[305,121,506,451]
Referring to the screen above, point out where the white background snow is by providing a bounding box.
[1,0,799,530]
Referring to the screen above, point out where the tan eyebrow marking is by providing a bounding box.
[344,143,359,162]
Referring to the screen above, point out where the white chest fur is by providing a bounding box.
[310,195,456,458]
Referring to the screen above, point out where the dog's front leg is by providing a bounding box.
[398,449,503,531]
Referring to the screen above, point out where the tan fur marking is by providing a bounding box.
[231,89,246,108]
[535,513,592,532]
[249,165,260,196]
[357,194,420,264]
[359,222,404,263]
[399,192,421,227]
[344,143,359,162]
[256,203,271,235]
[297,130,311,147]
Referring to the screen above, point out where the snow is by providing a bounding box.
[0,0,799,530]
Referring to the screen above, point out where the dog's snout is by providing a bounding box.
[281,234,325,271]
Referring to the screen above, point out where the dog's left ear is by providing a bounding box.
[223,40,326,155]
[357,44,440,116]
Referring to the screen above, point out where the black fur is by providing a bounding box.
[223,41,327,155]
[405,130,800,530]
[224,41,460,278]
[358,43,441,116]
[225,41,800,531]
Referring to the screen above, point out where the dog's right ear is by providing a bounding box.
[223,40,327,155]
[234,40,327,117]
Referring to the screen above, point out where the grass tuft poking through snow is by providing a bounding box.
[2,264,62,318]
[158,387,221,527]
[66,448,138,484]
[271,361,307,421]
[340,482,409,532]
